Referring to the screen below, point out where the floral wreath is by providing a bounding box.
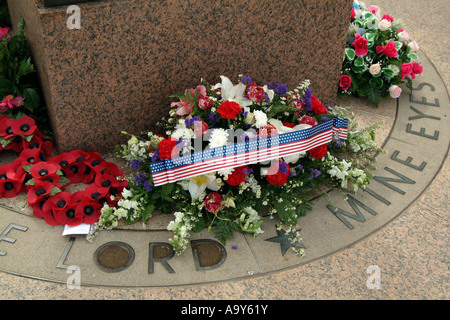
[0,113,128,227]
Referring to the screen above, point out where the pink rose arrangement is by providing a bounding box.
[339,1,424,106]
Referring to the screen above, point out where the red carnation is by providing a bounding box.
[204,192,224,213]
[247,85,265,103]
[226,165,249,186]
[217,100,242,119]
[158,138,178,160]
[300,116,318,126]
[311,96,328,115]
[266,161,290,186]
[309,144,328,160]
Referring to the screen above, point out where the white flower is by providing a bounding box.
[388,85,402,98]
[209,128,229,148]
[378,19,391,31]
[408,40,419,52]
[398,31,409,42]
[254,110,268,128]
[180,173,223,200]
[216,76,253,108]
[262,84,274,102]
[369,63,381,75]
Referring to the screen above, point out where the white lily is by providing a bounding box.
[217,76,253,109]
[180,173,223,200]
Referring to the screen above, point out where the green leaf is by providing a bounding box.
[394,41,403,51]
[15,57,35,83]
[192,215,208,233]
[407,53,419,61]
[23,88,40,111]
[50,186,62,196]
[162,183,174,197]
[212,220,235,244]
[382,68,395,80]
[354,56,364,67]
[0,77,11,90]
[345,48,356,61]
[369,77,384,89]
[367,87,382,106]
[0,136,11,148]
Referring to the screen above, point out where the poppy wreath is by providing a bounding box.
[0,114,128,227]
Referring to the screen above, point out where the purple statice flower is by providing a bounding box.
[264,92,271,104]
[289,169,297,177]
[134,173,146,184]
[208,111,220,125]
[332,135,345,147]
[321,116,330,122]
[279,161,289,174]
[185,116,200,128]
[298,164,304,171]
[303,87,312,112]
[241,75,252,87]
[274,83,287,95]
[130,160,143,170]
[309,168,321,178]
[151,149,160,162]
[143,181,153,192]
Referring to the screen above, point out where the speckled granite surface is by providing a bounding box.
[8,0,352,152]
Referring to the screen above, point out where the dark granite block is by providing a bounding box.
[7,0,353,152]
[42,0,95,8]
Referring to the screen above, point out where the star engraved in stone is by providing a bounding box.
[264,229,305,256]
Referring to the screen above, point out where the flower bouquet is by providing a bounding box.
[338,1,423,106]
[96,75,384,255]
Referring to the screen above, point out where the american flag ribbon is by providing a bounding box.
[150,117,348,186]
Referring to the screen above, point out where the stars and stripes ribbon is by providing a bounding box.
[150,117,348,186]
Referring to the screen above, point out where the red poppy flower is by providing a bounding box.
[29,161,61,179]
[76,199,102,224]
[22,135,53,156]
[0,164,25,198]
[93,161,124,177]
[16,147,46,167]
[30,200,46,219]
[0,117,17,139]
[84,184,110,205]
[42,191,71,225]
[11,116,37,137]
[27,181,54,205]
[48,152,77,171]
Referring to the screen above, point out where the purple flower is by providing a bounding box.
[279,161,289,174]
[275,83,287,95]
[130,160,142,170]
[303,87,312,112]
[208,111,220,124]
[232,245,238,249]
[143,181,153,192]
[241,75,252,87]
[309,168,321,178]
[151,149,160,162]
[298,164,303,171]
[289,169,297,177]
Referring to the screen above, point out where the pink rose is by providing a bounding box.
[367,5,379,15]
[382,14,394,22]
[388,85,402,99]
[0,27,9,39]
[198,96,213,110]
[376,41,398,58]
[339,75,352,91]
[411,61,423,79]
[351,33,368,57]
[401,63,413,80]
[247,85,265,103]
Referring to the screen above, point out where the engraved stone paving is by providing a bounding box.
[0,50,448,287]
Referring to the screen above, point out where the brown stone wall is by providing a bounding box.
[8,0,352,152]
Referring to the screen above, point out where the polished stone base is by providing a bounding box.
[7,0,352,152]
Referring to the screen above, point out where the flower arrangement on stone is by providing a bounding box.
[96,75,384,256]
[338,1,423,106]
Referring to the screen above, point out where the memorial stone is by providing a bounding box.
[7,0,353,152]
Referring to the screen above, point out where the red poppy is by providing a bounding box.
[84,184,110,205]
[11,116,37,137]
[42,191,71,225]
[27,181,54,205]
[0,163,25,198]
[29,161,61,179]
[0,117,17,139]
[76,198,102,224]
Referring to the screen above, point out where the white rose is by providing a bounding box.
[378,19,391,31]
[398,31,409,42]
[369,63,381,75]
[388,85,402,98]
[408,40,419,52]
